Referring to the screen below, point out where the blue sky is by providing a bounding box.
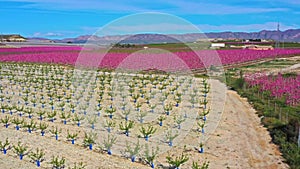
[0,0,299,38]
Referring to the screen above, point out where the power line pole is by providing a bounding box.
[275,22,280,48]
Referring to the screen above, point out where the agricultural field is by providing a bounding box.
[241,56,300,75]
[1,46,300,69]
[0,45,299,169]
[0,58,216,168]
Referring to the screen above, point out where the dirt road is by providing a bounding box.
[202,89,288,169]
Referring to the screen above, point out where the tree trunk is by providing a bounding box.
[298,127,300,148]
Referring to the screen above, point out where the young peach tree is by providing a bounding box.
[83,132,97,150]
[29,148,45,167]
[143,144,159,168]
[0,138,10,154]
[124,140,142,162]
[140,125,157,141]
[166,152,189,169]
[13,141,28,160]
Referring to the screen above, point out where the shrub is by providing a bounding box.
[72,114,84,127]
[23,119,37,133]
[166,152,189,169]
[105,106,116,119]
[149,104,156,113]
[83,132,97,150]
[197,121,205,133]
[0,104,7,113]
[1,115,10,128]
[68,162,87,169]
[47,111,57,122]
[164,104,173,115]
[104,119,115,133]
[95,106,102,117]
[121,109,131,121]
[11,117,24,130]
[15,105,24,114]
[131,93,140,103]
[174,115,185,129]
[6,105,14,115]
[60,112,71,125]
[137,111,148,123]
[25,108,34,118]
[29,148,45,167]
[140,125,157,141]
[13,141,28,160]
[158,115,166,126]
[0,138,10,154]
[143,144,159,168]
[200,99,209,110]
[134,102,142,112]
[198,142,204,153]
[38,122,48,136]
[119,120,134,136]
[69,103,76,113]
[49,156,65,169]
[165,130,179,146]
[87,115,97,129]
[102,134,117,155]
[124,140,142,162]
[192,161,210,169]
[50,127,62,140]
[67,130,78,144]
[36,110,46,120]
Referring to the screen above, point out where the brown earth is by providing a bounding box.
[0,81,288,169]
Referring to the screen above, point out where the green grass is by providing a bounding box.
[279,42,300,48]
[243,58,298,69]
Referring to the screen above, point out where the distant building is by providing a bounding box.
[0,34,26,42]
[243,45,274,50]
[211,38,224,42]
[243,39,262,43]
[210,43,225,49]
[229,45,244,49]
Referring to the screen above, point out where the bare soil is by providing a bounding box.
[0,80,288,169]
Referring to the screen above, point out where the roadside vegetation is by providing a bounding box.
[225,65,300,168]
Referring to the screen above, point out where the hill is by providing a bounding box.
[50,29,300,44]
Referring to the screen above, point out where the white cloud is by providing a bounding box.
[92,22,298,36]
[2,0,145,13]
[100,23,198,35]
[163,0,288,14]
[33,32,64,37]
[1,0,290,14]
[80,26,101,33]
[265,0,300,5]
[197,22,298,32]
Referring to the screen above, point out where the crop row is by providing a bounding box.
[245,73,300,106]
[0,61,211,168]
[1,47,300,70]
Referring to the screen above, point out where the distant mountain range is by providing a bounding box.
[28,29,300,44]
